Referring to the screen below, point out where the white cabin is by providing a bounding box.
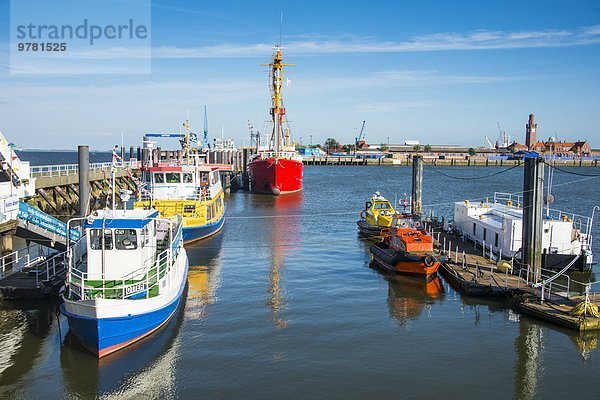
[71,208,169,282]
[140,165,222,201]
[453,193,593,264]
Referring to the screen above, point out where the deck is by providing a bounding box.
[431,228,600,331]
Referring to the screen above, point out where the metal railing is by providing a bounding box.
[33,252,67,286]
[0,244,57,279]
[256,151,302,161]
[30,162,128,178]
[137,187,213,203]
[516,264,574,300]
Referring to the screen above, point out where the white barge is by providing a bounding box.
[452,192,595,272]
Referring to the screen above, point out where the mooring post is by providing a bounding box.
[78,145,90,217]
[411,155,423,215]
[522,156,545,284]
[455,246,459,263]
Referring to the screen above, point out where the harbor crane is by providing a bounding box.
[354,120,366,155]
[202,105,210,150]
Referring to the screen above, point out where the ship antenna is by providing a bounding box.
[279,11,283,48]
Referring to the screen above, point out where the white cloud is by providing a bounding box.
[151,24,600,58]
[355,101,434,113]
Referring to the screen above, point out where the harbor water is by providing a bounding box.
[1,163,599,399]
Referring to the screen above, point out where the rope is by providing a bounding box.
[543,161,600,177]
[423,161,520,180]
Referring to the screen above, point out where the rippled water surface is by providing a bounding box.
[1,165,599,399]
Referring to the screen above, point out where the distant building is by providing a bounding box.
[525,114,537,149]
[508,140,591,156]
[356,140,369,149]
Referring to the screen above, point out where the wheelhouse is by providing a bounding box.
[66,208,183,301]
[141,166,222,201]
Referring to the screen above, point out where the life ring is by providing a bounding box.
[399,220,408,228]
[424,254,436,267]
[201,188,207,197]
[413,220,422,229]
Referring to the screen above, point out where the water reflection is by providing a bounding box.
[514,318,544,400]
[59,292,186,398]
[570,330,599,361]
[375,267,445,325]
[0,302,55,389]
[185,233,224,320]
[266,192,303,329]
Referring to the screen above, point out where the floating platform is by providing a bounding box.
[432,229,600,331]
[0,253,66,300]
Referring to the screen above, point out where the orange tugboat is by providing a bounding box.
[370,214,443,279]
[248,44,303,195]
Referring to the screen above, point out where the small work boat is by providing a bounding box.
[370,214,443,279]
[356,192,398,238]
[61,191,189,357]
[135,164,225,244]
[135,126,226,244]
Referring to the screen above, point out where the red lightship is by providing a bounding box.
[249,45,303,195]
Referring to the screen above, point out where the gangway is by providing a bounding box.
[15,201,80,251]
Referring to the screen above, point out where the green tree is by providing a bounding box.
[424,144,432,152]
[413,144,422,152]
[468,147,477,156]
[380,143,389,152]
[324,138,339,151]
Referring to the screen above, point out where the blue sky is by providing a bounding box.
[0,0,599,150]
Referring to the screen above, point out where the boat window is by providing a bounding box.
[90,229,113,250]
[115,229,138,250]
[483,228,487,241]
[495,233,499,247]
[374,203,389,209]
[200,172,209,185]
[183,173,193,183]
[154,173,165,183]
[140,225,150,248]
[166,173,181,183]
[472,223,476,235]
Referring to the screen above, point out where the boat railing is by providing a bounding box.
[137,187,213,203]
[257,151,301,160]
[494,192,522,206]
[67,221,183,301]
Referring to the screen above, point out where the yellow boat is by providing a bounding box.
[357,192,397,237]
[134,164,225,244]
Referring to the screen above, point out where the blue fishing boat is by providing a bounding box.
[61,198,189,358]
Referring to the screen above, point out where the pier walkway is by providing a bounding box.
[428,226,600,331]
[0,245,66,299]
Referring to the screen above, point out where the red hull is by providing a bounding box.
[249,157,303,195]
